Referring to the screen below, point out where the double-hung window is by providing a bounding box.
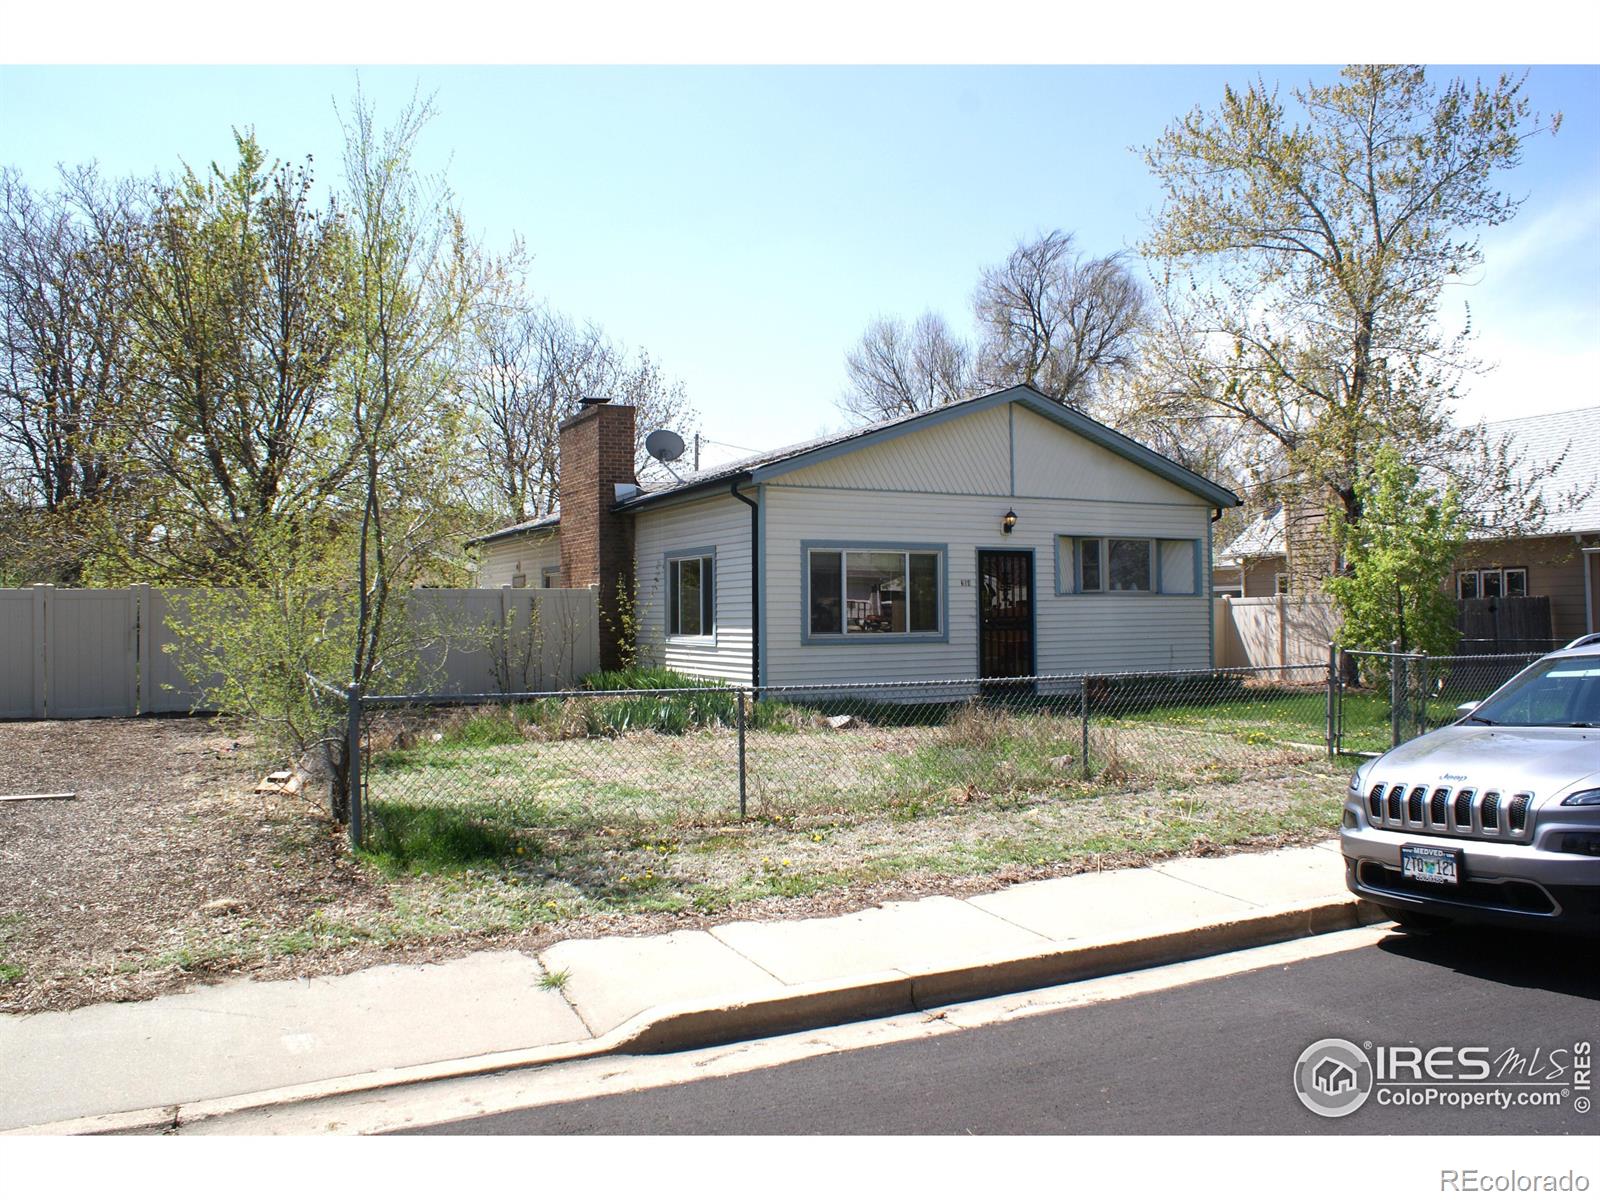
[667,553,714,639]
[807,547,941,638]
[1458,567,1528,599]
[1058,536,1198,595]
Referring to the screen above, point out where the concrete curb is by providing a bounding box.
[6,894,1382,1137]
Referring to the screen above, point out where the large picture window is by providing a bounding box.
[807,547,941,638]
[1057,536,1199,596]
[668,553,714,638]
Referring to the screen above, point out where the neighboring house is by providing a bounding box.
[471,512,564,591]
[1214,407,1600,642]
[470,384,1241,687]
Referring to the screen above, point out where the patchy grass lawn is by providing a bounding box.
[1,700,1350,1014]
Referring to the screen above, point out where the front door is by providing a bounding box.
[977,549,1034,680]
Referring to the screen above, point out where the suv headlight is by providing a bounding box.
[1560,788,1600,807]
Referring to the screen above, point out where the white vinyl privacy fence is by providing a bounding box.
[0,585,599,720]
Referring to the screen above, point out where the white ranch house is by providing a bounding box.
[470,385,1241,687]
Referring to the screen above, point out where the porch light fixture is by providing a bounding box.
[1002,508,1018,534]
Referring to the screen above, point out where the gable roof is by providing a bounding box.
[1215,404,1600,564]
[616,384,1241,512]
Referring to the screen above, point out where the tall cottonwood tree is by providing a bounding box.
[1140,65,1561,544]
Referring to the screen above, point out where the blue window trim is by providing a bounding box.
[800,539,950,646]
[1053,534,1203,596]
[664,545,717,645]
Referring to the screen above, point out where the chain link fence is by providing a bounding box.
[1331,649,1548,756]
[345,665,1337,853]
[328,647,1560,850]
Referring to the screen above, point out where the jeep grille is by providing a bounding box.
[1364,780,1535,843]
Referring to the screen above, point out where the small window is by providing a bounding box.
[668,554,714,638]
[1457,571,1479,599]
[1108,538,1152,592]
[807,547,942,638]
[541,566,562,588]
[1482,570,1503,599]
[1503,568,1528,597]
[1159,539,1197,595]
[1078,538,1102,592]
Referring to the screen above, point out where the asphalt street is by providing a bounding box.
[404,928,1599,1135]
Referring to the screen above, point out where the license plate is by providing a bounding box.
[1401,844,1462,887]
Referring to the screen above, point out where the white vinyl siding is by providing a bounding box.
[474,530,562,589]
[633,494,753,685]
[764,485,1213,685]
[777,402,1012,495]
[1010,405,1199,504]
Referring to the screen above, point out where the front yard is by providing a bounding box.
[0,698,1350,1013]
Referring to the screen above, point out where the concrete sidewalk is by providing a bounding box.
[1,840,1363,1133]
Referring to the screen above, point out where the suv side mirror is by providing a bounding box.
[1455,701,1480,719]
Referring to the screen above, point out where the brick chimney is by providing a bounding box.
[559,398,637,671]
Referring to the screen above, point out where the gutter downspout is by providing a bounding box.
[730,476,759,687]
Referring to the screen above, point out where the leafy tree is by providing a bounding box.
[106,132,356,584]
[1324,443,1466,657]
[1140,66,1560,547]
[162,95,492,819]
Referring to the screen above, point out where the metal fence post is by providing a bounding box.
[1389,638,1403,749]
[1325,642,1337,757]
[1417,652,1431,738]
[1080,676,1092,780]
[736,687,748,820]
[346,682,363,849]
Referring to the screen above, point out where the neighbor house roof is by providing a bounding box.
[1214,405,1600,565]
[614,384,1241,513]
[1214,505,1285,569]
[466,508,561,548]
[1479,406,1600,536]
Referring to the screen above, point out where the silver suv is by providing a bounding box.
[1342,635,1600,935]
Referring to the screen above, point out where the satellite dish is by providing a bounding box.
[646,429,686,464]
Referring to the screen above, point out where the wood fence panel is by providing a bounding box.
[1456,595,1554,653]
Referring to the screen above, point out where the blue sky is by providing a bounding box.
[2,64,1595,466]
